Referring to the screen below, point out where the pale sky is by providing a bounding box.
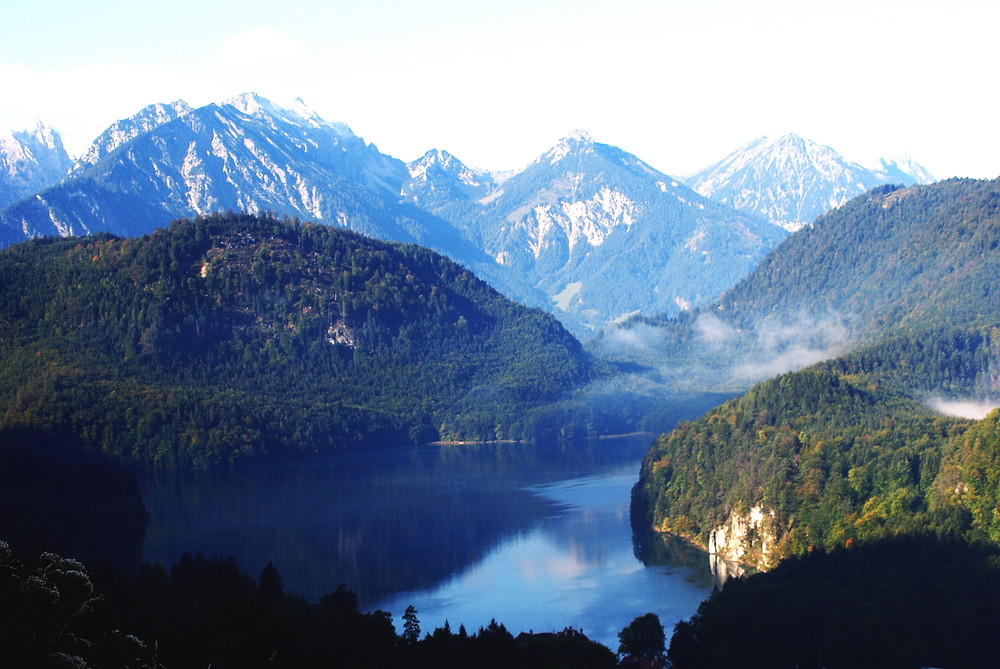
[2,0,997,180]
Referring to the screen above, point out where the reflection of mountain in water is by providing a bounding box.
[141,439,657,606]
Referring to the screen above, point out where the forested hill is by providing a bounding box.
[632,326,1000,570]
[627,175,1000,580]
[0,213,594,467]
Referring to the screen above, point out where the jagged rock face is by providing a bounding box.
[685,134,935,231]
[0,121,73,208]
[403,148,495,208]
[74,100,193,170]
[405,131,786,334]
[707,504,779,574]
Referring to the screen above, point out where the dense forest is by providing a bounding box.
[631,177,1000,565]
[0,212,605,468]
[633,325,1000,566]
[714,178,1000,336]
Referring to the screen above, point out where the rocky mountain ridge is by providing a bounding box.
[684,133,934,231]
[0,96,931,335]
[404,130,786,332]
[0,120,73,208]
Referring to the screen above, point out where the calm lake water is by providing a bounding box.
[139,436,715,651]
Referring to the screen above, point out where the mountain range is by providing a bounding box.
[406,130,785,332]
[683,134,935,231]
[0,94,932,336]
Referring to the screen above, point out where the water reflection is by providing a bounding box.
[372,457,715,650]
[140,437,714,649]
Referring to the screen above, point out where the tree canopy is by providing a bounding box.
[0,212,599,467]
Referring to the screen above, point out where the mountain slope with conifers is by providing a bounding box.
[632,332,988,567]
[0,212,596,467]
[631,177,1000,571]
[714,178,1000,335]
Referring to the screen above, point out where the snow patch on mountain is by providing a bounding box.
[552,281,583,311]
[0,121,73,207]
[181,141,209,213]
[686,134,935,231]
[684,229,708,253]
[542,130,594,165]
[479,189,504,205]
[77,101,191,169]
[515,187,638,257]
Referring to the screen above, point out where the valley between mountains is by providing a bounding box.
[3,92,1000,668]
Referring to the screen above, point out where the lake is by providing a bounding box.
[139,436,715,652]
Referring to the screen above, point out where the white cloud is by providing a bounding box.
[730,343,841,384]
[695,313,736,347]
[596,322,666,353]
[928,399,1000,420]
[729,314,850,383]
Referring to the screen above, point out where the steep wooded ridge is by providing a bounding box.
[714,178,1000,335]
[632,177,1000,571]
[0,212,595,467]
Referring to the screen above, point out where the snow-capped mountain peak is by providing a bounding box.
[870,154,935,185]
[563,129,593,144]
[542,130,595,164]
[0,120,73,208]
[76,100,192,169]
[290,97,326,126]
[685,134,934,231]
[408,149,462,179]
[223,92,357,139]
[224,91,271,115]
[402,149,493,204]
[12,119,62,152]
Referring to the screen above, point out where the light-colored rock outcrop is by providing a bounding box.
[707,505,778,577]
